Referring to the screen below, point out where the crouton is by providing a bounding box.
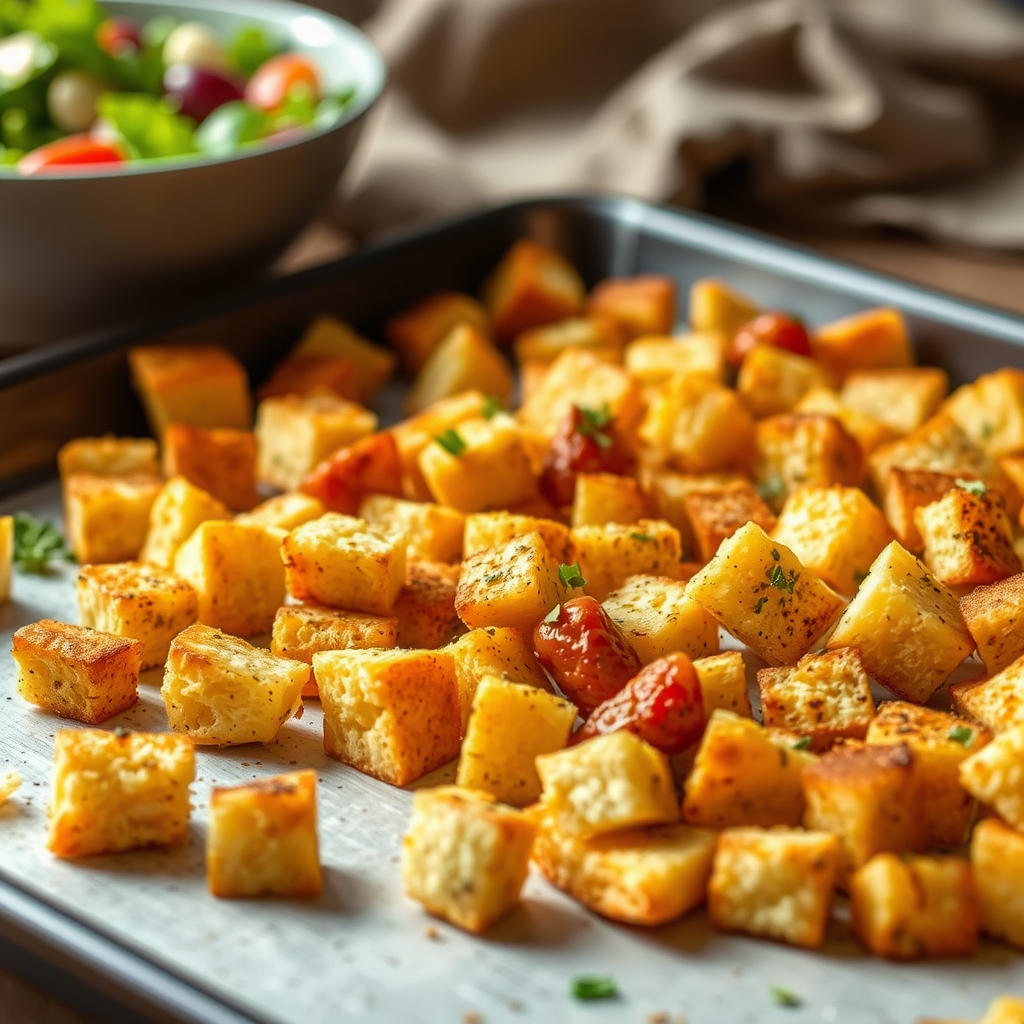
[793,386,896,456]
[624,333,728,386]
[737,345,831,418]
[971,818,1024,949]
[571,520,682,601]
[293,315,395,402]
[386,291,491,373]
[586,275,676,339]
[959,723,1024,829]
[960,573,1024,675]
[693,651,752,718]
[882,467,972,552]
[514,315,626,365]
[0,515,11,604]
[64,473,161,564]
[951,656,1024,734]
[57,436,159,479]
[140,476,231,568]
[392,561,462,649]
[677,481,778,564]
[256,352,359,403]
[944,368,1024,458]
[688,279,759,334]
[161,424,258,512]
[841,367,948,436]
[571,473,647,528]
[462,511,571,563]
[235,492,325,531]
[359,494,465,565]
[811,308,913,380]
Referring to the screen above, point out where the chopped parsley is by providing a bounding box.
[792,736,812,751]
[113,726,131,739]
[754,597,768,614]
[543,604,561,624]
[434,429,467,457]
[770,548,781,562]
[575,404,614,449]
[630,532,654,543]
[769,985,801,1008]
[955,478,986,497]
[570,975,618,1001]
[483,571,504,585]
[980,422,994,440]
[482,395,504,420]
[767,564,797,594]
[558,562,587,589]
[948,725,974,747]
[12,513,74,574]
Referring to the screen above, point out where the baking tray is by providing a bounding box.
[1,195,1022,1024]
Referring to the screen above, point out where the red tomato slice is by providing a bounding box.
[727,312,812,368]
[244,53,321,113]
[19,136,125,174]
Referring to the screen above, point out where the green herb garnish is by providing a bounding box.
[792,736,812,751]
[434,429,467,457]
[767,564,797,594]
[956,478,986,497]
[754,597,768,614]
[769,985,801,1008]
[575,404,614,449]
[630,532,654,543]
[570,975,618,1001]
[542,604,561,624]
[12,513,73,574]
[770,548,781,562]
[948,725,974,747]
[483,571,504,585]
[558,563,587,589]
[113,725,131,739]
[482,395,504,420]
[980,422,994,440]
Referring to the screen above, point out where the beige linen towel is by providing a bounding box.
[328,0,1024,249]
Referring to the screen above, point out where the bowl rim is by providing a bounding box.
[0,0,386,180]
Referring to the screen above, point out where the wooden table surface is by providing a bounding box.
[5,214,1024,1024]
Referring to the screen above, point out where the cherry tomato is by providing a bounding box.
[539,405,634,508]
[575,653,705,755]
[533,596,640,717]
[244,53,321,113]
[727,312,812,368]
[299,431,403,514]
[163,63,244,123]
[96,17,143,57]
[18,136,124,174]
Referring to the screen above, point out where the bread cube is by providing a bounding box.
[386,290,491,372]
[271,603,398,697]
[571,520,682,601]
[826,541,973,703]
[688,278,759,333]
[462,511,571,563]
[293,314,396,403]
[482,240,584,340]
[793,385,896,455]
[140,476,231,568]
[624,332,726,387]
[64,473,161,564]
[162,624,306,745]
[77,562,197,671]
[161,424,257,512]
[571,473,647,528]
[647,469,749,538]
[677,481,778,563]
[687,522,844,666]
[299,431,405,514]
[58,436,159,479]
[405,323,514,415]
[536,732,678,838]
[753,414,863,512]
[392,561,461,649]
[944,368,1024,458]
[951,656,1024,734]
[960,723,1024,829]
[980,997,1024,1024]
[449,627,551,734]
[518,349,644,438]
[174,520,284,636]
[316,648,460,786]
[585,275,676,339]
[882,467,967,552]
[359,494,464,564]
[640,373,755,474]
[455,531,566,634]
[867,702,991,847]
[514,315,626,365]
[207,770,321,898]
[533,821,716,926]
[737,345,831,418]
[811,307,913,380]
[602,573,719,664]
[456,675,576,806]
[694,652,751,718]
[236,492,325,531]
[255,393,377,493]
[850,853,978,959]
[708,827,839,949]
[128,344,251,436]
[841,367,948,435]
[802,744,926,885]
[256,352,359,403]
[758,648,875,753]
[961,574,1024,675]
[0,514,11,603]
[48,728,194,859]
[682,710,815,828]
[1000,453,1024,511]
[971,818,1024,949]
[402,786,537,933]
[915,485,1020,588]
[418,416,538,513]
[772,486,894,595]
[282,513,406,615]
[12,620,140,724]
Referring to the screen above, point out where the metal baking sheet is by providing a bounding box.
[1,196,1022,1024]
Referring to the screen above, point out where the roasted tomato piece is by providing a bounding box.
[575,653,705,755]
[539,404,634,508]
[533,596,640,716]
[299,431,403,513]
[18,136,124,174]
[727,312,812,368]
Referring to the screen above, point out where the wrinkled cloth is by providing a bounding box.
[325,0,1024,250]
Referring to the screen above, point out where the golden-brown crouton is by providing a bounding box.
[961,573,1024,675]
[867,702,990,847]
[235,492,325,531]
[959,722,1024,829]
[57,436,159,480]
[811,307,913,380]
[571,520,682,601]
[12,619,140,724]
[979,997,1024,1024]
[462,511,571,563]
[64,473,162,564]
[292,315,396,403]
[514,315,626,365]
[0,515,11,604]
[686,522,844,667]
[162,624,306,745]
[708,827,839,949]
[624,333,728,387]
[359,494,465,564]
[841,367,948,436]
[758,647,875,752]
[688,279,759,334]
[128,344,251,436]
[316,648,460,786]
[536,732,678,838]
[386,291,491,372]
[646,469,749,546]
[677,481,778,564]
[207,770,321,898]
[849,853,978,959]
[737,345,831,419]
[162,424,259,512]
[533,821,716,926]
[882,466,972,552]
[693,651,752,718]
[971,818,1024,949]
[77,561,197,671]
[682,710,816,828]
[392,561,462,649]
[802,744,926,886]
[47,729,194,859]
[402,786,537,933]
[256,352,359,403]
[570,473,647,528]
[140,476,231,568]
[950,656,1024,733]
[793,386,897,456]
[586,275,676,339]
[944,368,1024,458]
[456,675,576,806]
[826,541,973,703]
